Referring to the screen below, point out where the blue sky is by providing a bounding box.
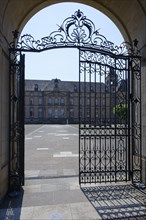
[21,2,124,81]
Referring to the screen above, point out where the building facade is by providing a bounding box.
[25,79,79,124]
[25,77,126,124]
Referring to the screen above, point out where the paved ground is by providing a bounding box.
[0,124,146,220]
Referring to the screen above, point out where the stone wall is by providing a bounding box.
[0,33,9,201]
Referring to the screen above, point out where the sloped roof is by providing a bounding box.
[25,79,49,91]
[25,79,107,93]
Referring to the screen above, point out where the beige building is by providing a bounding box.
[0,0,146,200]
[25,78,112,124]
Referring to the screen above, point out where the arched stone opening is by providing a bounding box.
[0,0,146,201]
[9,5,142,188]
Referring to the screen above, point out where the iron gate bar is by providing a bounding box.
[9,10,142,188]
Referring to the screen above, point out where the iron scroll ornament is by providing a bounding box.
[10,10,139,56]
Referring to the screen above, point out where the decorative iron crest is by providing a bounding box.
[10,10,139,56]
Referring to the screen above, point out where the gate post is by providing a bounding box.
[130,55,142,183]
[9,31,25,193]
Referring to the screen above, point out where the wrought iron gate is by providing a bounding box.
[9,10,142,189]
[79,47,141,184]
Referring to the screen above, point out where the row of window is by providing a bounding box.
[29,97,65,105]
[29,107,106,118]
[29,97,106,105]
[29,108,73,118]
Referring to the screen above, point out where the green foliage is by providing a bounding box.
[113,104,128,120]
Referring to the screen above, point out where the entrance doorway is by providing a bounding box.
[9,10,142,190]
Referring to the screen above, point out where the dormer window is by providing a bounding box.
[91,86,94,92]
[54,78,59,88]
[34,84,38,91]
[74,85,77,92]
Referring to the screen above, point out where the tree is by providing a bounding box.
[113,104,128,121]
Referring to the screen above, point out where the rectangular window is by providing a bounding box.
[96,108,98,117]
[102,99,105,105]
[86,98,90,106]
[30,108,34,117]
[70,98,74,105]
[30,98,34,105]
[60,98,65,105]
[38,108,42,118]
[38,98,42,105]
[70,108,74,117]
[47,98,52,105]
[60,108,65,117]
[86,108,90,117]
[48,108,52,117]
[54,109,58,118]
[54,98,58,105]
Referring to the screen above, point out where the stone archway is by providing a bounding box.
[0,0,146,200]
[9,8,142,189]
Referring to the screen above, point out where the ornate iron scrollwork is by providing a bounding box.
[10,10,139,55]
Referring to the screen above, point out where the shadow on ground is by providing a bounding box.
[0,189,24,220]
[81,184,146,220]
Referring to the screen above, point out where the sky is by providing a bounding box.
[21,2,124,81]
